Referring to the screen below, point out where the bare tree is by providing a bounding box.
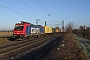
[66,22,74,33]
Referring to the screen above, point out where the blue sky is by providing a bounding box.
[0,0,90,30]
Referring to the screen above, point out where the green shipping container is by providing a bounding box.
[58,29,60,32]
[52,28,55,33]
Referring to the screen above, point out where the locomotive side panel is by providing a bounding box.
[13,22,30,39]
[30,25,44,37]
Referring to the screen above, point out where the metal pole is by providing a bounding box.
[45,21,46,26]
[62,20,64,32]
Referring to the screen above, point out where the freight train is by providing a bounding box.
[13,21,61,39]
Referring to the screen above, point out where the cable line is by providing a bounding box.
[35,0,49,14]
[18,0,48,19]
[34,0,56,22]
[0,4,35,19]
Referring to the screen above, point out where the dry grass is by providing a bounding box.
[0,32,13,37]
[42,33,88,60]
[62,33,87,60]
[0,38,9,42]
[0,32,12,42]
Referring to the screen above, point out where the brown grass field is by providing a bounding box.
[0,32,13,42]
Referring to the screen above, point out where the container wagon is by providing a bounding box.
[44,26,52,34]
[55,28,60,33]
[52,28,55,33]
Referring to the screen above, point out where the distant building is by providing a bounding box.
[79,25,90,30]
[84,25,86,30]
[79,26,84,30]
[86,27,90,30]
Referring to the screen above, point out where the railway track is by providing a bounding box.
[0,35,55,60]
[0,38,37,49]
[16,36,62,60]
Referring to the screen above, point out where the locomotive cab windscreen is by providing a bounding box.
[14,25,24,30]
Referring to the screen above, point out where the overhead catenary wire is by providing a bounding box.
[31,0,48,15]
[34,0,54,20]
[30,0,51,23]
[33,0,49,14]
[33,0,53,19]
[18,0,56,25]
[34,0,57,24]
[18,0,48,20]
[4,0,32,14]
[0,4,35,19]
[34,0,61,28]
[32,0,54,22]
[4,0,58,27]
[35,0,55,17]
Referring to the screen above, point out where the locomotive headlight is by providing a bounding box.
[14,33,16,34]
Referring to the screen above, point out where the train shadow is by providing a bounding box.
[1,36,16,41]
